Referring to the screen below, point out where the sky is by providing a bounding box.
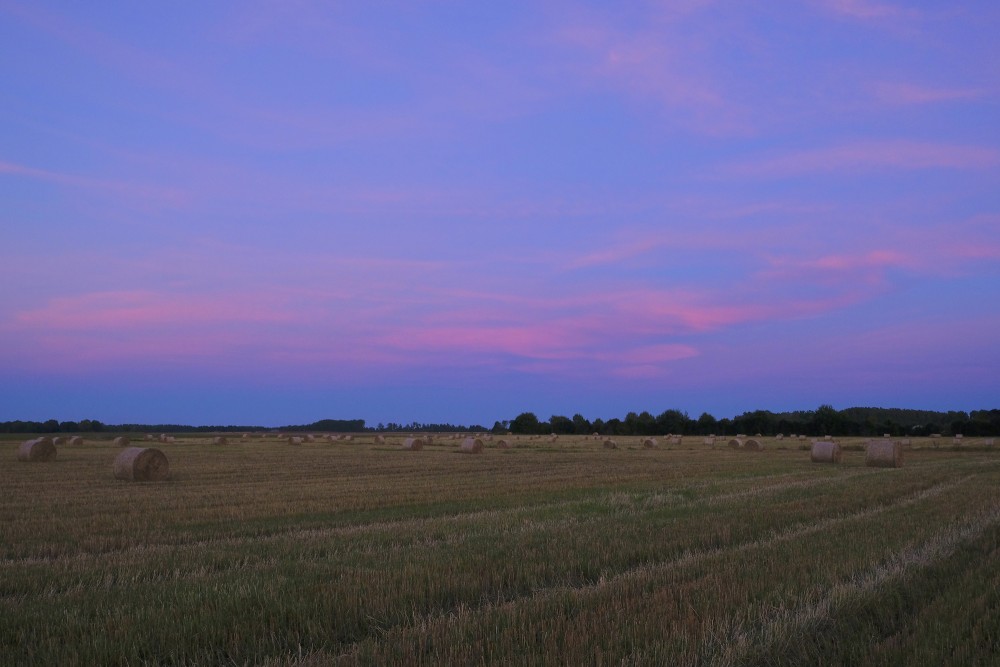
[1,1,998,427]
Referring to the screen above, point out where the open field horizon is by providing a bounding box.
[4,434,998,664]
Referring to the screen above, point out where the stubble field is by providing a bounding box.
[2,434,998,665]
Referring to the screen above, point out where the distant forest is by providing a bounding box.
[2,406,999,437]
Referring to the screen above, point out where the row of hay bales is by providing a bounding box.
[809,440,904,468]
[399,436,511,452]
[15,437,169,481]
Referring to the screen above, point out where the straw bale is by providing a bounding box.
[288,437,304,445]
[736,433,746,438]
[728,438,743,449]
[743,439,763,451]
[114,436,130,447]
[641,438,658,449]
[304,434,316,443]
[241,433,250,439]
[497,439,511,448]
[775,434,784,440]
[69,436,84,446]
[52,436,65,445]
[810,441,842,463]
[549,434,558,442]
[113,447,169,481]
[985,438,995,447]
[374,434,386,444]
[213,436,227,445]
[17,437,56,462]
[158,434,169,443]
[344,435,354,442]
[866,440,903,468]
[670,436,682,445]
[883,433,891,438]
[603,439,617,449]
[703,437,715,446]
[460,437,484,453]
[402,437,425,451]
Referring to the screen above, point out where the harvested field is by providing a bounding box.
[1,435,998,665]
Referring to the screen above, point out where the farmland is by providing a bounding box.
[2,434,998,665]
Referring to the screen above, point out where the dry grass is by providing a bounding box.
[0,434,997,665]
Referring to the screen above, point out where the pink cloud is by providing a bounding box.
[0,159,188,207]
[12,290,295,331]
[817,0,910,20]
[871,81,985,106]
[718,140,1000,178]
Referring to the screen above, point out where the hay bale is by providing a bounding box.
[213,436,227,445]
[114,436,130,447]
[158,434,169,443]
[69,436,84,446]
[602,439,617,449]
[810,441,842,463]
[883,433,891,438]
[460,437,484,453]
[728,438,743,449]
[641,438,658,449]
[344,435,354,442]
[113,447,169,481]
[670,436,682,445]
[288,437,304,445]
[866,440,903,468]
[52,436,65,445]
[304,434,316,443]
[374,434,386,444]
[497,439,511,448]
[17,437,56,462]
[241,433,250,440]
[402,437,425,451]
[775,434,784,440]
[145,434,154,441]
[703,437,715,446]
[548,434,558,442]
[743,439,763,451]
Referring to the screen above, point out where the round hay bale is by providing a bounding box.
[344,435,354,442]
[241,433,250,440]
[374,434,386,444]
[460,437,484,453]
[69,436,84,446]
[548,434,558,442]
[212,436,227,445]
[810,441,842,463]
[497,438,510,449]
[158,434,169,443]
[402,437,424,451]
[17,437,56,462]
[145,434,154,441]
[114,436,130,447]
[288,437,304,445]
[670,436,682,445]
[113,447,169,481]
[703,437,715,446]
[743,439,763,451]
[52,436,65,445]
[866,440,903,468]
[728,438,743,449]
[603,439,617,449]
[641,438,658,449]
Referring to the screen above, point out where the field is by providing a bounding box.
[2,434,999,665]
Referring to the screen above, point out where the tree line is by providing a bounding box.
[504,406,1000,437]
[2,406,998,436]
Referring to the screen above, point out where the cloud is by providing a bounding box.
[816,0,910,20]
[870,81,985,106]
[0,159,188,207]
[718,140,1000,178]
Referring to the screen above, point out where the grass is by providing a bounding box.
[1,434,998,665]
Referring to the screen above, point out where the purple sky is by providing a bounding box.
[2,1,998,426]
